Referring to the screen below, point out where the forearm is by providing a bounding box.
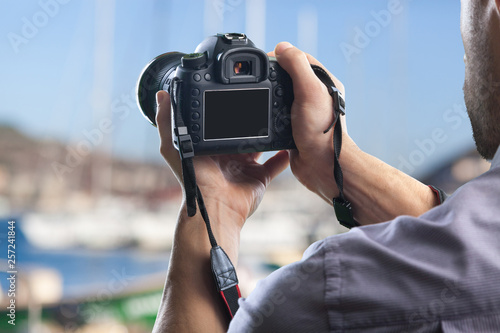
[153,202,243,333]
[341,141,439,225]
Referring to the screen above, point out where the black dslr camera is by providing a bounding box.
[136,33,294,156]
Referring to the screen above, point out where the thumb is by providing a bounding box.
[156,90,182,179]
[262,150,290,185]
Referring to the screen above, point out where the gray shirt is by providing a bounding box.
[229,146,500,332]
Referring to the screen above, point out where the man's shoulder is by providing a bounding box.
[316,166,500,331]
[229,234,331,332]
[231,167,500,332]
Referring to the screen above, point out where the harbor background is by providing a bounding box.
[0,0,490,332]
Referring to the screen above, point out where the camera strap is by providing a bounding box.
[170,77,241,319]
[310,65,360,229]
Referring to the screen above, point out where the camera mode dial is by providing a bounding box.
[182,53,207,69]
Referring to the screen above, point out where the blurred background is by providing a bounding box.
[0,0,491,332]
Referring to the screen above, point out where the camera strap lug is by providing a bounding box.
[176,127,195,159]
[211,246,241,317]
[333,198,357,229]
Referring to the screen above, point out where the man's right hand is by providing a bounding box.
[273,42,359,205]
[273,42,441,224]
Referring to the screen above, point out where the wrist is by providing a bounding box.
[290,133,359,204]
[317,133,361,204]
[158,204,236,332]
[341,147,440,225]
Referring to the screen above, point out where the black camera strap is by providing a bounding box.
[170,77,241,319]
[310,65,360,229]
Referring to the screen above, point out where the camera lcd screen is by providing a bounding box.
[204,89,269,140]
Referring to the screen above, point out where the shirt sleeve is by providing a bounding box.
[228,240,330,333]
[230,164,500,331]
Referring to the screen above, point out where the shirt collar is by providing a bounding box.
[491,145,500,169]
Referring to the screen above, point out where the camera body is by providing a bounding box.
[137,33,295,156]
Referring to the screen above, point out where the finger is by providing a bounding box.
[222,152,263,167]
[274,42,327,103]
[267,51,275,57]
[303,53,347,132]
[248,151,263,162]
[156,91,183,179]
[262,150,290,184]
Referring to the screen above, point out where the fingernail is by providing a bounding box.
[275,42,293,55]
[156,91,166,106]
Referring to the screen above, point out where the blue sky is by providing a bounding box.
[0,0,468,178]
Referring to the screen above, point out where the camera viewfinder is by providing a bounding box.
[234,61,251,75]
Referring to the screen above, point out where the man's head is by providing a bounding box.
[461,0,500,160]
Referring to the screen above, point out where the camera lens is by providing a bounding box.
[136,52,185,126]
[234,61,251,75]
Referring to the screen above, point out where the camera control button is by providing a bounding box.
[273,101,279,108]
[192,112,200,120]
[191,124,200,132]
[274,86,284,97]
[269,69,277,81]
[191,88,200,96]
[191,100,200,108]
[204,73,212,81]
[192,135,200,144]
[193,73,202,82]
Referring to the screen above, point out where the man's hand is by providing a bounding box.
[153,90,288,333]
[156,90,289,236]
[272,42,356,204]
[273,42,441,224]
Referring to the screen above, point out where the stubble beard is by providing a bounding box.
[463,24,500,160]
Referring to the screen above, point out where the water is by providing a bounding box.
[0,218,169,300]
